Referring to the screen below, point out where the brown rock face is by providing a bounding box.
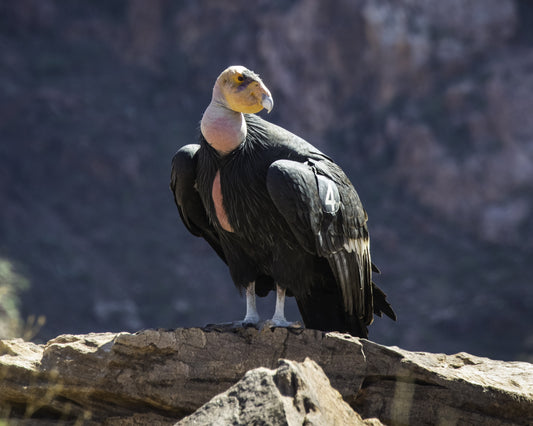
[1,328,532,425]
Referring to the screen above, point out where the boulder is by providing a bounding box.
[0,327,532,425]
[177,358,382,426]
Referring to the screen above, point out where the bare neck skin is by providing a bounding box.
[200,86,246,154]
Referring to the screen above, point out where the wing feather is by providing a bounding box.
[170,144,226,263]
[267,158,374,324]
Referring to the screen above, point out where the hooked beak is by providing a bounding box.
[261,93,274,113]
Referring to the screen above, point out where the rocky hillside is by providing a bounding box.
[1,328,532,425]
[0,1,532,361]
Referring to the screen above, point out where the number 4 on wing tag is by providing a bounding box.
[317,175,340,214]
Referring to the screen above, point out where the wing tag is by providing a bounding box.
[317,176,340,214]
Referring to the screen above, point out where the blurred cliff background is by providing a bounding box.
[1,0,532,362]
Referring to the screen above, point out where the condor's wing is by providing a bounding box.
[170,144,227,263]
[266,158,393,326]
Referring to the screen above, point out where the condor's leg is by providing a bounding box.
[265,284,302,328]
[241,281,260,325]
[204,282,260,330]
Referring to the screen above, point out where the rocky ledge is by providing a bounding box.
[0,327,532,425]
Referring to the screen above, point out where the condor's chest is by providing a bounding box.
[200,151,274,236]
[211,170,233,232]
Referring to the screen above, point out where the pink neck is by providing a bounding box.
[200,101,247,154]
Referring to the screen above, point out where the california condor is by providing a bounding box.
[170,65,395,337]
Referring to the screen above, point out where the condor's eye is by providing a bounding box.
[236,75,244,82]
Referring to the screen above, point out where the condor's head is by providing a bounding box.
[212,65,274,114]
[202,65,274,153]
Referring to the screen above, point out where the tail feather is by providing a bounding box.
[295,260,395,338]
[297,293,369,338]
[295,273,369,338]
[372,282,396,321]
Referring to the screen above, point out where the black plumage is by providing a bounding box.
[171,114,395,337]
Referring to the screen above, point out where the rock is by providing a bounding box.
[177,358,381,426]
[1,327,532,425]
